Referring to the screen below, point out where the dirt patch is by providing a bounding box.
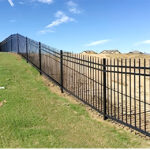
[10,52,22,61]
[41,75,80,105]
[0,100,7,108]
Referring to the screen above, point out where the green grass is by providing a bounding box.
[0,52,149,148]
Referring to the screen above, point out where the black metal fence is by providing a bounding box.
[0,34,150,137]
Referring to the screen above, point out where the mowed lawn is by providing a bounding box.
[0,52,150,148]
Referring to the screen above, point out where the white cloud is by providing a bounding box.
[69,8,81,14]
[8,0,14,7]
[37,0,53,4]
[86,40,110,47]
[67,0,81,14]
[30,0,53,4]
[143,40,150,44]
[39,11,74,34]
[7,0,53,6]
[46,11,74,28]
[39,29,54,34]
[55,11,64,18]
[18,1,25,5]
[134,40,150,46]
[67,1,77,7]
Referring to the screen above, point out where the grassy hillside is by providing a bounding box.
[0,52,149,148]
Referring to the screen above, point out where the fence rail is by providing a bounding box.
[0,34,150,137]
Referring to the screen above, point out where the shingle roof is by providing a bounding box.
[100,50,121,54]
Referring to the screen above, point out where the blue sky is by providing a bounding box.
[0,0,150,53]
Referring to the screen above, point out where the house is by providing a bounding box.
[81,50,97,54]
[100,50,121,54]
[128,50,143,54]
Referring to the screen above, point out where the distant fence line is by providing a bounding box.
[0,34,150,137]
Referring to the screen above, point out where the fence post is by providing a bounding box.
[11,35,12,52]
[17,34,19,54]
[60,50,64,93]
[7,38,9,52]
[39,42,42,75]
[103,58,107,120]
[26,37,28,63]
[6,38,7,52]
